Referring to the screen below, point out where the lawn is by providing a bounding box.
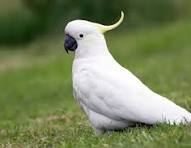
[0,21,191,147]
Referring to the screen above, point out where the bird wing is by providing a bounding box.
[73,59,191,124]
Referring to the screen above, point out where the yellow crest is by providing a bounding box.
[92,11,124,33]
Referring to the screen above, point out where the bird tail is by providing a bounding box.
[184,112,191,124]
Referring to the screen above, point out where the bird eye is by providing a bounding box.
[79,34,84,38]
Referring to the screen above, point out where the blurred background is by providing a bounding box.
[0,0,191,144]
[0,0,191,44]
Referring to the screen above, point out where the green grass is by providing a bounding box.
[0,21,191,147]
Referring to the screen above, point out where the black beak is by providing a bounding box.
[64,34,78,53]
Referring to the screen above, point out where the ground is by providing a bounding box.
[0,21,191,147]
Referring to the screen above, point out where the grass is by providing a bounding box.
[0,21,191,147]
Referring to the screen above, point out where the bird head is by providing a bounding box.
[64,11,124,58]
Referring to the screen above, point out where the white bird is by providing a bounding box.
[64,12,191,134]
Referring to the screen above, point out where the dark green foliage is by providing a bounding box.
[0,12,39,45]
[0,0,191,44]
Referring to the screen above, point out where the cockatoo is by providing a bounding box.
[64,12,191,134]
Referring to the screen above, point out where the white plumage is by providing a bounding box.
[64,12,191,134]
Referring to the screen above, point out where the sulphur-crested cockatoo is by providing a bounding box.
[64,12,191,134]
